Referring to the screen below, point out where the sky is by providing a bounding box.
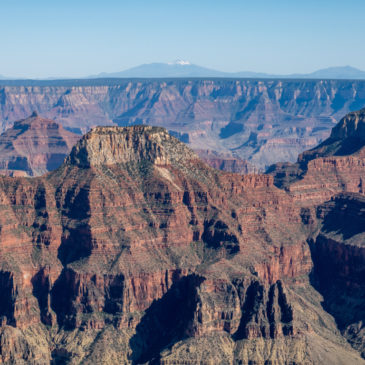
[1,0,365,78]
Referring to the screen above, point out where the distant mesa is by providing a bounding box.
[0,113,80,176]
[66,125,197,168]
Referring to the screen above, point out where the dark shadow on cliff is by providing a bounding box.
[0,272,16,326]
[50,268,126,329]
[50,348,72,365]
[308,237,365,332]
[233,280,293,341]
[50,268,77,329]
[219,121,244,139]
[57,185,93,265]
[129,274,205,364]
[308,195,365,357]
[46,153,69,172]
[201,219,240,255]
[32,268,53,326]
[318,194,365,240]
[233,281,265,340]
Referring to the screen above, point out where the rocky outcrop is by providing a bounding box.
[299,107,365,164]
[0,124,363,363]
[66,125,196,168]
[0,113,80,176]
[1,79,365,168]
[268,107,365,205]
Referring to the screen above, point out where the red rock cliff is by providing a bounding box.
[0,125,363,364]
[0,113,80,176]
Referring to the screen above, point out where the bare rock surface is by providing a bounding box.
[195,149,259,174]
[268,107,365,204]
[267,107,365,361]
[0,113,80,176]
[0,119,364,363]
[1,79,365,168]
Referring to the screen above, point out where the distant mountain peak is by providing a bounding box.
[89,61,227,78]
[325,65,359,71]
[88,63,365,80]
[303,66,365,79]
[168,60,191,66]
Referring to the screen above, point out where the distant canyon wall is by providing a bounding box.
[1,78,365,167]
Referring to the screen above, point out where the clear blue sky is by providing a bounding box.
[1,0,364,78]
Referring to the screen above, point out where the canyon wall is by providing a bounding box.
[266,108,365,362]
[1,78,365,168]
[310,193,365,358]
[268,107,365,205]
[0,123,364,364]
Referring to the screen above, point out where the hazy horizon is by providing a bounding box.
[2,63,365,81]
[1,0,365,78]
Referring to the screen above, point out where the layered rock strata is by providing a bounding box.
[268,107,365,205]
[310,193,365,358]
[266,107,365,361]
[0,113,80,176]
[195,149,259,174]
[1,78,365,168]
[0,121,363,363]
